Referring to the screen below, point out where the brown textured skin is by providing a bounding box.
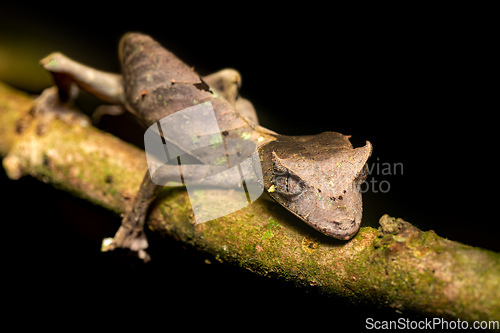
[259,132,371,239]
[119,33,267,165]
[120,33,247,131]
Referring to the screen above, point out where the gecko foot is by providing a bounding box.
[31,86,90,135]
[101,223,151,263]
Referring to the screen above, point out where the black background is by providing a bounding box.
[0,4,496,327]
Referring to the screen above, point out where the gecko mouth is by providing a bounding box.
[328,218,359,239]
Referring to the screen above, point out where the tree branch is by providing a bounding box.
[1,81,499,322]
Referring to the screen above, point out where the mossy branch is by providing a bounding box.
[1,82,499,323]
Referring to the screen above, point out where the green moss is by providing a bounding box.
[260,217,280,240]
[262,230,273,240]
[267,217,279,229]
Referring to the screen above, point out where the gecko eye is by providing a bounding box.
[274,172,306,196]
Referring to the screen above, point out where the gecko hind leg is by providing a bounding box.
[102,171,162,262]
[101,162,245,261]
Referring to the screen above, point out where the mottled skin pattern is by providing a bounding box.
[260,133,371,239]
[36,33,372,260]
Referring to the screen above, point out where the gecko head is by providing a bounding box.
[264,132,372,240]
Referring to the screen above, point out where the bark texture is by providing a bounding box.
[0,82,499,323]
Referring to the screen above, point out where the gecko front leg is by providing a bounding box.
[102,172,160,262]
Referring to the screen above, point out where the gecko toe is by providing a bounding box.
[101,224,151,263]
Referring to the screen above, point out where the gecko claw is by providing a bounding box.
[101,224,151,262]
